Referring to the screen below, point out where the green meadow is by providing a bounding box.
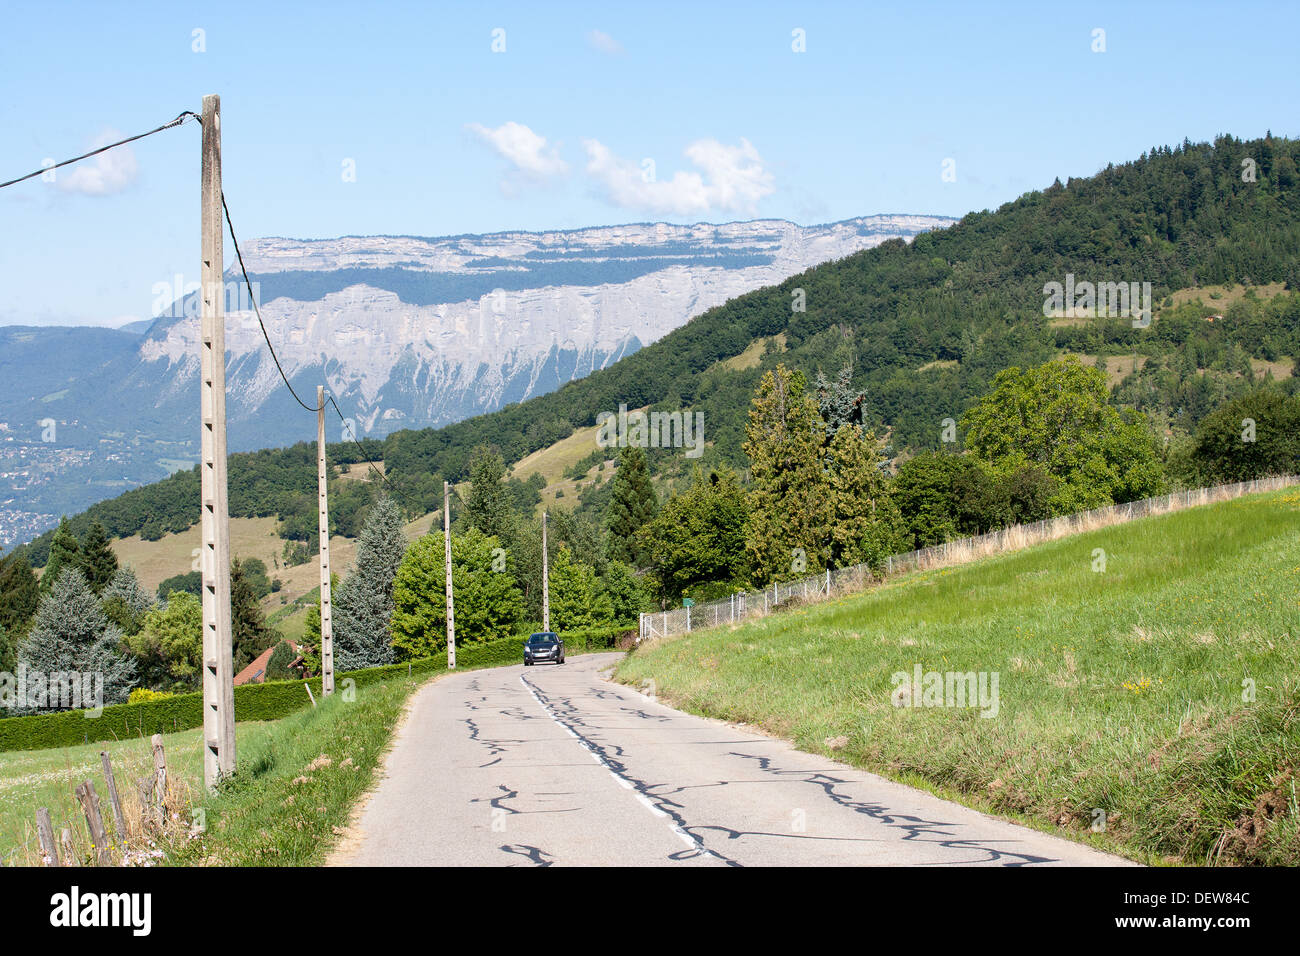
[617,487,1300,864]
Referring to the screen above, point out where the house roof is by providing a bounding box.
[234,640,300,686]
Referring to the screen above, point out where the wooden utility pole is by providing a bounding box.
[444,480,456,668]
[199,93,235,790]
[317,386,335,696]
[541,510,550,632]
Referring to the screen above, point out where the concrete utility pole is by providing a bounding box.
[199,94,235,790]
[444,480,456,668]
[541,510,550,632]
[316,386,335,697]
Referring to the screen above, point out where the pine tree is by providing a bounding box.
[101,567,153,619]
[743,365,831,584]
[19,568,136,710]
[231,559,277,671]
[816,363,865,434]
[100,566,153,637]
[0,553,40,638]
[41,518,81,593]
[464,446,514,542]
[0,623,15,674]
[333,496,406,670]
[606,446,658,566]
[825,425,907,570]
[78,521,118,594]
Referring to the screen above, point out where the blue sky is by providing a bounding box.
[1,0,1297,327]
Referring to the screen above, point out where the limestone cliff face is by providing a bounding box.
[139,215,954,443]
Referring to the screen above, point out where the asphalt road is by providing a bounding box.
[337,652,1129,867]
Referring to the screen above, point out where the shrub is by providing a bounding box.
[128,688,175,704]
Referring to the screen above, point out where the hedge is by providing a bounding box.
[0,632,596,753]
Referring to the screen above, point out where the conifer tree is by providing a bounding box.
[19,568,136,710]
[333,496,406,670]
[0,623,14,674]
[825,424,907,570]
[0,553,40,638]
[464,446,514,542]
[41,519,81,593]
[391,529,525,659]
[78,521,118,594]
[100,566,153,637]
[231,558,277,671]
[606,446,658,566]
[743,365,830,584]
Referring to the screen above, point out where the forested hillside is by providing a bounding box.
[11,133,1300,567]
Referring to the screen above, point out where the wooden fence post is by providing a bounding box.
[100,751,127,838]
[151,733,168,828]
[60,828,79,867]
[74,781,112,865]
[36,808,59,867]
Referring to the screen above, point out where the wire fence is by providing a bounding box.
[638,474,1298,643]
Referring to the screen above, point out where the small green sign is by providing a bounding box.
[682,598,694,607]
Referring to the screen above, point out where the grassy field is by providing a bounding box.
[0,721,273,863]
[112,516,358,614]
[616,486,1300,865]
[165,675,421,866]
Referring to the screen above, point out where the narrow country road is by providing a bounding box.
[337,652,1129,867]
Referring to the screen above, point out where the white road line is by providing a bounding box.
[519,673,719,862]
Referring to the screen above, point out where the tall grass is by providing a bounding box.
[617,487,1300,864]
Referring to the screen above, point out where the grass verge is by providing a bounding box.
[615,487,1300,865]
[164,675,420,866]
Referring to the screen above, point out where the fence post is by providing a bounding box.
[826,568,830,594]
[74,781,112,865]
[36,808,59,867]
[150,734,168,829]
[99,751,127,839]
[60,829,79,867]
[686,605,691,631]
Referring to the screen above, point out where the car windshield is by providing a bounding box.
[528,635,557,645]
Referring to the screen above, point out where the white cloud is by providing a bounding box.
[586,29,623,55]
[55,130,139,196]
[582,137,775,216]
[467,121,568,180]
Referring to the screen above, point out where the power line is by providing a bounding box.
[2,104,414,513]
[220,192,414,509]
[325,394,416,509]
[220,192,322,413]
[0,111,198,191]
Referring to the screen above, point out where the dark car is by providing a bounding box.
[523,632,565,666]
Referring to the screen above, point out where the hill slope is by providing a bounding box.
[615,485,1300,864]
